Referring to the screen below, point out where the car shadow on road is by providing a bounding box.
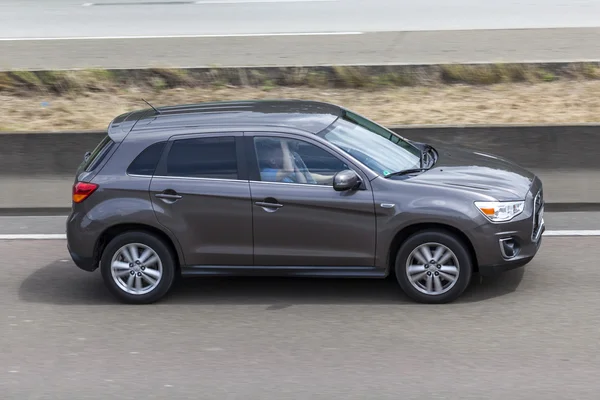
[19,260,526,306]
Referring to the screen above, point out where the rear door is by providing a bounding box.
[150,132,253,266]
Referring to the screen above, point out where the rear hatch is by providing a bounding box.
[74,108,151,183]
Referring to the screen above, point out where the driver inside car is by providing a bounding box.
[259,139,313,183]
[258,138,345,186]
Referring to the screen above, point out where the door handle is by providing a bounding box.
[155,191,183,203]
[156,193,183,200]
[255,201,283,208]
[255,201,283,212]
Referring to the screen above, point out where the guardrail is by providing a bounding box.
[1,124,599,211]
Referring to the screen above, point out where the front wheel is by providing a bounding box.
[100,231,177,304]
[394,229,473,304]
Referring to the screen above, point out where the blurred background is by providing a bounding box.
[2,0,600,399]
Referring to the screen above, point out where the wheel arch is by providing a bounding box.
[94,222,184,270]
[386,222,479,276]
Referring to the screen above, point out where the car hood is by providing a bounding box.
[404,143,535,201]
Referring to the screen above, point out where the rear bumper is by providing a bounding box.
[67,243,98,272]
[66,210,99,272]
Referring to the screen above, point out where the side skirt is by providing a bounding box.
[180,265,387,278]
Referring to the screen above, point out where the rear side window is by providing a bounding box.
[84,135,114,172]
[166,136,238,179]
[127,141,167,176]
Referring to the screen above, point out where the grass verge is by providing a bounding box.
[1,62,600,131]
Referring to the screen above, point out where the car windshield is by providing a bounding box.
[320,110,422,176]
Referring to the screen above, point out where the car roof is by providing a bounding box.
[108,100,344,141]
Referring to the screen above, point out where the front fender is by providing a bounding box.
[374,197,486,270]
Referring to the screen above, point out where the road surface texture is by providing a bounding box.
[2,0,600,69]
[2,234,600,399]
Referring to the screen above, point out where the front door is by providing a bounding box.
[150,133,253,266]
[247,133,377,267]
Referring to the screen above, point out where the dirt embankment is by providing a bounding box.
[2,63,599,132]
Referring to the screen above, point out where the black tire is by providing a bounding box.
[100,231,177,304]
[394,229,473,304]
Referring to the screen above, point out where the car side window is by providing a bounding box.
[166,136,238,179]
[84,135,114,172]
[254,136,349,186]
[127,141,167,176]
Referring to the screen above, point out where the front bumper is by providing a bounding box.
[469,185,545,277]
[478,220,545,276]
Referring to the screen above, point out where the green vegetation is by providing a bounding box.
[1,62,599,96]
[2,61,600,132]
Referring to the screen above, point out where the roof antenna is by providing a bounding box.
[142,98,162,115]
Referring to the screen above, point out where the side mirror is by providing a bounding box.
[333,170,361,192]
[83,151,92,162]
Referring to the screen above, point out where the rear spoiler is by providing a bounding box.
[107,108,155,142]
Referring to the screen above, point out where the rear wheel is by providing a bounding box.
[100,231,176,304]
[394,229,473,304]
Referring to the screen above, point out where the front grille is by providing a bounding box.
[532,189,544,241]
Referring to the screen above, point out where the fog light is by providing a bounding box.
[499,237,520,259]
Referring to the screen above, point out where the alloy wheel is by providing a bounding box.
[405,242,460,296]
[110,243,163,295]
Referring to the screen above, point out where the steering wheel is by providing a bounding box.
[291,151,316,184]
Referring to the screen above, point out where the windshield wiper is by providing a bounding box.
[384,168,430,178]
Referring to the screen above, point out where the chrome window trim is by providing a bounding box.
[150,174,247,183]
[249,180,338,189]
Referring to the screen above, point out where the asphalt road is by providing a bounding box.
[2,0,600,69]
[3,0,600,38]
[2,235,600,399]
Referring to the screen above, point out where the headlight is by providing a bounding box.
[474,200,524,222]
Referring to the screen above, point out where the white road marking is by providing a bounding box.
[195,0,337,3]
[0,234,67,240]
[2,216,68,219]
[0,31,361,41]
[1,231,600,240]
[543,230,600,236]
[83,0,335,5]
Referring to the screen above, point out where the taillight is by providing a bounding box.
[72,182,98,203]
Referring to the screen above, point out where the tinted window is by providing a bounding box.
[127,141,166,176]
[254,137,348,186]
[84,135,114,172]
[166,136,238,179]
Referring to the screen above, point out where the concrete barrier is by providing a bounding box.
[1,124,599,211]
[392,124,600,207]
